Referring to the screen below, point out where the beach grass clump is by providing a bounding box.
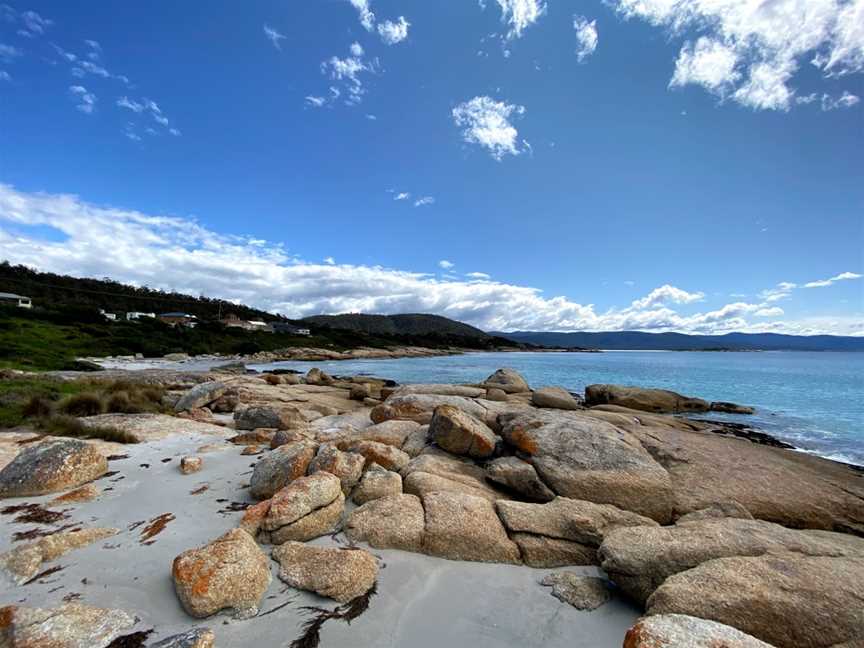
[21,394,54,419]
[58,392,105,417]
[40,414,139,444]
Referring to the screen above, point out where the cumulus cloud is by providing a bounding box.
[378,16,410,45]
[0,184,859,335]
[321,42,374,106]
[438,260,455,270]
[804,271,862,288]
[755,306,785,317]
[452,96,527,161]
[573,16,598,62]
[69,85,96,114]
[349,0,375,31]
[467,272,492,280]
[488,0,547,40]
[1,6,52,38]
[611,0,864,111]
[263,25,287,50]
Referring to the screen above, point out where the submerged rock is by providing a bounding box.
[0,603,136,648]
[623,614,776,648]
[585,384,710,414]
[172,528,271,618]
[539,572,612,610]
[430,404,499,459]
[647,553,864,648]
[249,441,317,500]
[0,438,107,498]
[346,493,425,552]
[272,542,378,603]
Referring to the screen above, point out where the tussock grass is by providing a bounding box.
[58,392,104,417]
[40,414,139,444]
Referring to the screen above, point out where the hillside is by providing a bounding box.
[494,330,864,351]
[303,313,490,339]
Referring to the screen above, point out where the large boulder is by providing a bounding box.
[482,368,530,394]
[421,491,520,564]
[305,367,335,386]
[584,384,710,414]
[402,449,505,502]
[175,381,226,412]
[0,603,136,647]
[345,493,425,552]
[532,386,583,410]
[272,542,377,602]
[485,456,555,502]
[647,553,864,648]
[172,528,271,619]
[395,384,486,398]
[710,401,755,415]
[497,497,656,567]
[307,444,364,495]
[0,439,107,498]
[371,393,487,425]
[350,419,422,447]
[599,517,864,604]
[401,425,431,457]
[249,441,317,500]
[499,410,673,522]
[539,572,611,610]
[352,463,402,504]
[235,405,306,431]
[429,404,499,459]
[338,439,410,472]
[261,473,345,544]
[623,614,776,648]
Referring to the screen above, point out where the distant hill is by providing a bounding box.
[303,313,491,339]
[493,330,864,351]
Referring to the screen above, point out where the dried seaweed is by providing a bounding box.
[1,503,70,525]
[106,454,130,461]
[189,485,209,495]
[139,513,175,544]
[23,564,65,585]
[289,582,378,648]
[217,502,250,514]
[13,523,80,542]
[105,629,153,648]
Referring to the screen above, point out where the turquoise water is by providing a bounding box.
[250,351,864,466]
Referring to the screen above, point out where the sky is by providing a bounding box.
[0,0,862,335]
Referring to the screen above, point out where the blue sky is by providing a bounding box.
[0,0,862,334]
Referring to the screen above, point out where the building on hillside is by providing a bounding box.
[158,312,198,328]
[0,292,32,309]
[99,309,117,321]
[271,322,311,336]
[247,320,271,332]
[126,312,156,320]
[221,313,254,330]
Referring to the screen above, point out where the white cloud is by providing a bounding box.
[378,16,410,45]
[611,0,864,111]
[628,284,704,310]
[1,7,52,38]
[452,96,526,161]
[349,0,375,31]
[0,70,10,81]
[365,113,377,120]
[305,96,327,108]
[760,281,797,302]
[116,96,178,136]
[0,44,22,63]
[755,306,785,317]
[821,91,860,110]
[117,96,145,113]
[393,192,411,201]
[350,42,364,58]
[804,271,862,288]
[414,196,435,207]
[69,85,96,114]
[467,272,491,280]
[324,257,336,265]
[0,184,859,336]
[321,42,373,106]
[573,16,598,62]
[490,0,547,40]
[670,37,740,94]
[439,260,455,270]
[264,25,287,51]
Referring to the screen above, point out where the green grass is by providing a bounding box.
[0,376,91,428]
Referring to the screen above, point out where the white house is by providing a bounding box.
[0,292,32,309]
[126,311,156,320]
[99,309,117,321]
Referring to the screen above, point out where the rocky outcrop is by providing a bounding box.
[710,401,755,415]
[249,441,317,500]
[1,527,118,585]
[401,425,431,457]
[307,444,364,495]
[647,553,864,648]
[371,393,487,425]
[430,404,499,459]
[345,493,425,552]
[0,603,136,647]
[260,472,345,544]
[175,381,226,412]
[485,456,555,502]
[599,517,864,604]
[351,419,421,447]
[272,542,378,602]
[585,384,711,414]
[235,405,307,431]
[402,450,505,502]
[395,384,487,398]
[482,368,530,394]
[81,413,228,442]
[270,428,310,449]
[676,501,754,524]
[230,429,277,445]
[499,410,673,522]
[0,438,107,497]
[338,439,410,472]
[539,572,611,610]
[151,628,216,648]
[305,367,335,386]
[352,463,402,504]
[172,528,271,618]
[421,491,520,564]
[531,386,582,410]
[623,614,776,648]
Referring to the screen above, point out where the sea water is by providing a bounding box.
[251,350,864,466]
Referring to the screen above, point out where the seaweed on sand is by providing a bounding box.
[289,582,378,648]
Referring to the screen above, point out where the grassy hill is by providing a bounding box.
[303,313,490,338]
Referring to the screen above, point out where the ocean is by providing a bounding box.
[250,350,864,466]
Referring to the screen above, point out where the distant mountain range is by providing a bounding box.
[302,313,491,339]
[492,330,864,351]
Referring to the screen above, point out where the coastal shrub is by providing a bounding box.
[105,391,141,414]
[22,395,54,419]
[40,414,138,444]
[58,392,104,417]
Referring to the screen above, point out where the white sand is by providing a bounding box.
[0,430,640,647]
